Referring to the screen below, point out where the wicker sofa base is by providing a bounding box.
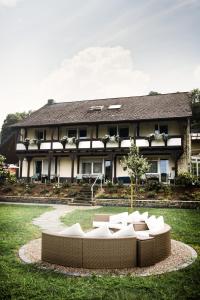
[42,233,137,269]
[42,224,171,269]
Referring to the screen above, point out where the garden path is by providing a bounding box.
[32,204,99,232]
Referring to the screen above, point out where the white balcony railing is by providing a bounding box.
[16,136,183,152]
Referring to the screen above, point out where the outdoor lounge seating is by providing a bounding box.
[41,211,171,269]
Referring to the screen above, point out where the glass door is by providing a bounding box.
[104,160,112,181]
[160,160,169,183]
[35,160,42,180]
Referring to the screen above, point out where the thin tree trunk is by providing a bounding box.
[130,176,134,208]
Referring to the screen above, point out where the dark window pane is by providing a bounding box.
[79,129,87,138]
[82,162,91,174]
[109,127,117,136]
[148,161,158,173]
[37,130,44,140]
[68,129,77,138]
[119,127,129,138]
[155,124,159,131]
[160,125,168,134]
[93,162,102,174]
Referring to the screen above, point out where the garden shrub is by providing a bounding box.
[1,186,12,193]
[175,172,199,187]
[146,180,162,192]
[147,191,157,198]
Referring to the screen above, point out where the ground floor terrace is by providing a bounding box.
[18,149,187,184]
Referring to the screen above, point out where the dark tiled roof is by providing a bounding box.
[13,92,192,127]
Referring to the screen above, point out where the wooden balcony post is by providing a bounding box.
[19,157,23,179]
[48,151,53,181]
[77,156,80,174]
[70,154,75,183]
[113,155,117,183]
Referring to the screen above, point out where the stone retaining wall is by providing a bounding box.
[0,196,199,209]
[95,199,200,209]
[0,196,71,205]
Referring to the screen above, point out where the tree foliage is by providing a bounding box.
[190,89,200,132]
[120,142,150,207]
[1,111,30,144]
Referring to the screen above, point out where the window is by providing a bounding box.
[191,162,197,176]
[108,126,117,136]
[68,129,77,138]
[160,125,168,134]
[82,162,92,174]
[119,127,129,138]
[81,161,102,174]
[154,124,168,134]
[79,128,87,139]
[108,104,121,109]
[36,129,46,140]
[93,162,102,174]
[147,161,158,173]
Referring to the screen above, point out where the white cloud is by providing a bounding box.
[40,46,150,101]
[194,65,200,81]
[0,0,22,8]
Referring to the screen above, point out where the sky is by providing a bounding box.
[0,0,200,129]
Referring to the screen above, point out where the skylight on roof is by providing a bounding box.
[89,105,104,111]
[108,104,122,109]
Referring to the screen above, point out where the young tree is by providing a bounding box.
[120,142,150,208]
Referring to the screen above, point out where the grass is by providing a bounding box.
[0,205,200,300]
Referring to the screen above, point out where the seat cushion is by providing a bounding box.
[109,212,128,226]
[113,224,136,238]
[127,211,140,223]
[59,223,85,237]
[85,225,113,238]
[139,211,149,221]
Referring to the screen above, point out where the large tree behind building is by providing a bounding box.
[190,89,200,132]
[0,111,30,163]
[1,112,30,144]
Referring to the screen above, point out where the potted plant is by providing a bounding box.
[23,138,30,150]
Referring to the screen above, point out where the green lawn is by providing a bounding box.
[0,205,200,300]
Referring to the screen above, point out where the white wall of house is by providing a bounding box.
[58,157,73,177]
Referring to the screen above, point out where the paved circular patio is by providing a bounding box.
[19,238,197,277]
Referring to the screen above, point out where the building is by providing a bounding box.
[13,92,192,183]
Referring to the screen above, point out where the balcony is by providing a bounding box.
[16,135,183,152]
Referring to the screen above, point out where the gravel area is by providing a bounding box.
[19,238,197,277]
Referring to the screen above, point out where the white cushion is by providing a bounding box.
[146,215,165,231]
[157,216,165,229]
[85,225,112,238]
[127,211,140,223]
[146,215,157,230]
[113,224,136,238]
[93,221,109,228]
[139,211,149,221]
[59,223,85,237]
[135,230,150,238]
[109,212,128,226]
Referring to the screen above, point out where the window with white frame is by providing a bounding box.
[81,161,103,174]
[147,160,158,173]
[36,129,46,140]
[191,157,200,177]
